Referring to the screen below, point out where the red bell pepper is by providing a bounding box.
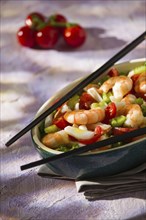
[107,68,119,77]
[53,116,69,129]
[78,126,103,145]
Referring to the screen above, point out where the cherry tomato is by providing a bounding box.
[53,116,69,129]
[63,25,86,47]
[49,14,67,23]
[103,102,117,123]
[78,126,103,145]
[48,14,67,34]
[36,25,59,49]
[107,68,119,77]
[113,127,135,136]
[25,12,45,29]
[79,92,95,110]
[17,26,36,47]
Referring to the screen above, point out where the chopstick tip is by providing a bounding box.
[5,141,10,147]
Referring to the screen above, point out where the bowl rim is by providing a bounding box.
[32,58,146,156]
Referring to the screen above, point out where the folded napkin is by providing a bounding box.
[76,163,146,200]
[38,163,146,200]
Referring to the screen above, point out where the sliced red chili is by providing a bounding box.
[79,126,103,145]
[79,92,95,110]
[53,116,69,129]
[95,125,103,136]
[103,102,117,123]
[107,68,119,77]
[113,127,135,136]
[131,74,140,84]
[78,134,100,145]
[113,127,136,142]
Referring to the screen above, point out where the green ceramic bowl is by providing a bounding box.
[32,59,146,180]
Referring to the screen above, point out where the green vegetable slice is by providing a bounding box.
[67,94,79,110]
[141,104,146,116]
[134,65,146,74]
[44,124,59,134]
[102,91,113,103]
[134,98,143,105]
[56,143,79,152]
[110,115,126,127]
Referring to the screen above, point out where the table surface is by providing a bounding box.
[1,0,146,219]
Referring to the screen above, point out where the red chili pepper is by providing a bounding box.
[53,116,69,129]
[113,127,136,142]
[113,127,135,136]
[78,135,100,145]
[78,126,103,145]
[95,125,103,135]
[103,102,117,123]
[107,68,119,77]
[79,92,95,110]
[131,74,140,83]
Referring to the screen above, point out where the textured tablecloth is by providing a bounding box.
[1,0,146,219]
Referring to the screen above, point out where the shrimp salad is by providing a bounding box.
[40,63,146,152]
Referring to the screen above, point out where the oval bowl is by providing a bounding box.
[32,59,146,180]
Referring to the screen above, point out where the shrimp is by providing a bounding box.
[118,104,144,128]
[42,130,70,148]
[64,108,105,125]
[98,75,133,100]
[121,94,136,104]
[115,94,136,115]
[134,72,146,95]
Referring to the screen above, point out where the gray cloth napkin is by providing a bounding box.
[76,163,146,200]
[38,163,146,200]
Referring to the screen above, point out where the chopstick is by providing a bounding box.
[21,127,146,171]
[6,31,146,147]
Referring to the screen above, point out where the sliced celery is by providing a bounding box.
[141,104,146,116]
[91,101,106,109]
[44,124,59,134]
[98,75,110,86]
[67,94,79,110]
[134,65,146,74]
[56,143,79,152]
[110,115,126,127]
[102,91,112,103]
[134,98,143,105]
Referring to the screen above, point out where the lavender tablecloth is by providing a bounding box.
[1,0,146,220]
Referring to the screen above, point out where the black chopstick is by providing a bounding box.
[21,127,146,171]
[6,31,146,147]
